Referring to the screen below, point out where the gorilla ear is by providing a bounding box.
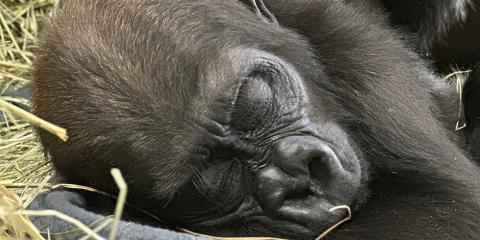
[463,63,480,161]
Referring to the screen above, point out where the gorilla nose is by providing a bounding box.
[255,136,359,231]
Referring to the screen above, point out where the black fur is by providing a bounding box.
[428,0,480,71]
[32,0,480,239]
[379,0,472,52]
[376,0,480,72]
[464,63,480,161]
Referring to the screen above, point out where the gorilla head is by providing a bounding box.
[32,0,480,239]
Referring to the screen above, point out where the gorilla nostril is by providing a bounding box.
[308,157,331,196]
[272,136,335,184]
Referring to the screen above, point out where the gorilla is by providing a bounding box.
[32,0,480,239]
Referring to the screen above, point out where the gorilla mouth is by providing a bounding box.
[187,200,352,239]
[187,201,315,238]
[251,216,317,238]
[252,205,352,239]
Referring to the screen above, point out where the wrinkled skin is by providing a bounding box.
[32,0,480,239]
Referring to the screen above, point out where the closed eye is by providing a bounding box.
[231,76,274,132]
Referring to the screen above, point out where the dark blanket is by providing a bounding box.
[1,85,31,124]
[28,190,204,240]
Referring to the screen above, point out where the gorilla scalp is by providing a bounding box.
[33,0,480,239]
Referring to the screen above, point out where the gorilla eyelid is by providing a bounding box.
[250,59,283,78]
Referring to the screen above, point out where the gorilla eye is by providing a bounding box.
[231,77,273,132]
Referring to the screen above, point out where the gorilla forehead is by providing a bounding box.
[195,48,310,116]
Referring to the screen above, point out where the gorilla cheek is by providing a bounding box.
[254,135,362,231]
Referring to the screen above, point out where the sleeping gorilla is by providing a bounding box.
[32,0,480,239]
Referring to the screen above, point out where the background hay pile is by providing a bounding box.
[0,0,56,239]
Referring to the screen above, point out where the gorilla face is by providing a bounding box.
[160,50,366,237]
[32,0,480,239]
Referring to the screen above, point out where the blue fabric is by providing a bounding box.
[28,190,204,240]
[1,85,31,123]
